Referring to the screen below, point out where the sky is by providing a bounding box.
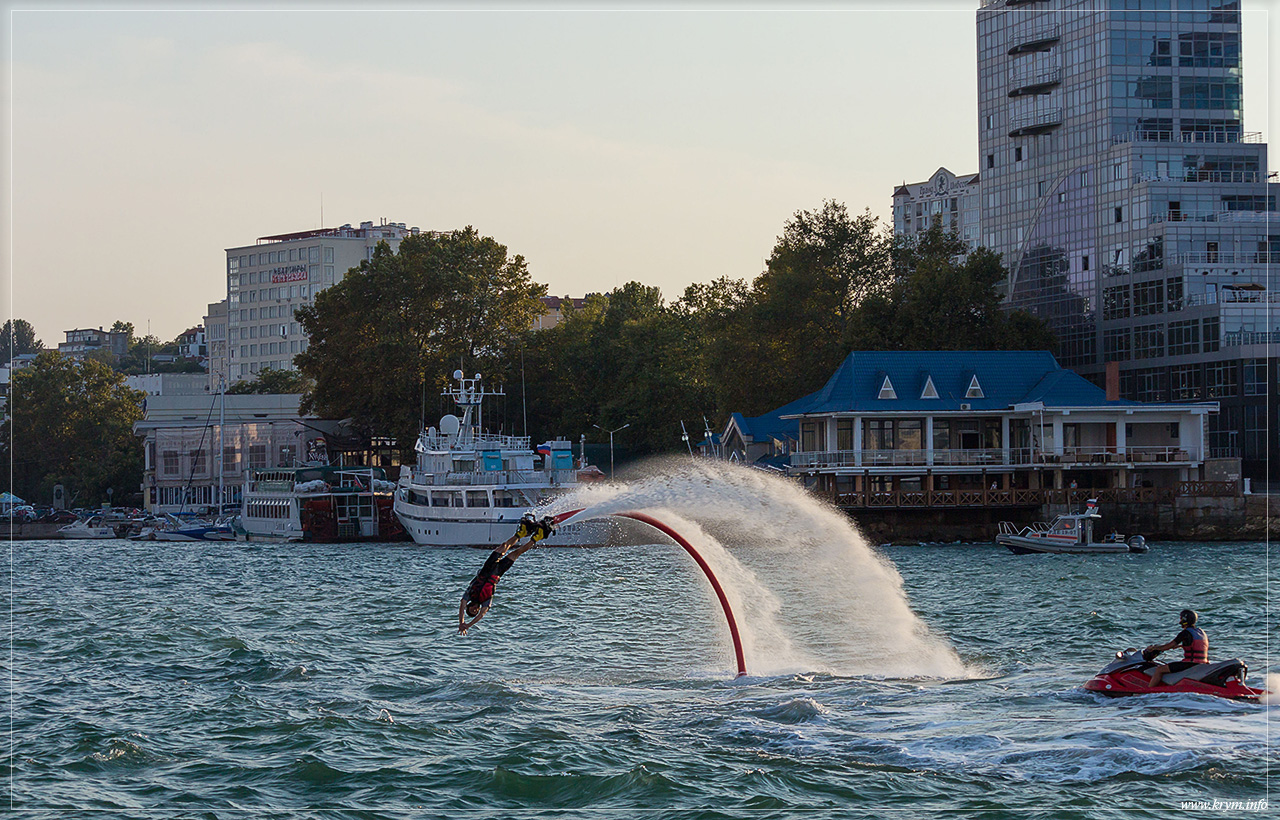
[5,1,1275,344]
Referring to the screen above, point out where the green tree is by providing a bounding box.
[110,320,136,345]
[1,319,43,366]
[845,223,1057,352]
[0,352,145,505]
[227,367,312,395]
[295,228,547,449]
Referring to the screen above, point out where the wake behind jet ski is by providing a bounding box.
[1083,647,1264,701]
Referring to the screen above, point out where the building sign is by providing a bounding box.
[271,265,309,284]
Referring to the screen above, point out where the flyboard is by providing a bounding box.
[552,508,747,678]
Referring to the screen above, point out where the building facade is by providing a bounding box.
[225,220,417,383]
[732,350,1217,503]
[892,167,981,248]
[204,300,229,392]
[58,327,130,361]
[975,0,1277,478]
[132,393,314,514]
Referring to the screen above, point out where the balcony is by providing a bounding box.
[1174,251,1278,265]
[1184,291,1279,307]
[1008,108,1062,137]
[1008,66,1062,97]
[829,482,1239,511]
[1008,24,1060,55]
[1152,210,1275,225]
[1134,170,1268,185]
[1113,130,1263,145]
[1223,330,1279,347]
[790,445,1195,471]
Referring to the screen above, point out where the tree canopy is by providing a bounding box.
[227,367,312,395]
[0,352,145,506]
[295,227,547,448]
[1,319,43,366]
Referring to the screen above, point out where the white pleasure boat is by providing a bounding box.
[393,371,604,547]
[996,499,1147,554]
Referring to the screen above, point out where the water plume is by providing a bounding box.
[546,459,970,679]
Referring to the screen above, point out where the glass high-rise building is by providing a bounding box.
[976,0,1277,478]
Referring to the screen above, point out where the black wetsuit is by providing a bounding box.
[465,550,516,606]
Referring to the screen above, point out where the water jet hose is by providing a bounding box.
[551,508,748,678]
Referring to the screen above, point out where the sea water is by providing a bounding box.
[9,463,1276,817]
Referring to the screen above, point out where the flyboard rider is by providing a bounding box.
[1142,609,1209,687]
[458,513,556,635]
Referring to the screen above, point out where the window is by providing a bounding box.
[162,450,180,476]
[1015,147,1023,162]
[278,445,296,468]
[1168,320,1199,356]
[1103,285,1131,320]
[1115,206,1123,223]
[920,375,939,400]
[965,375,984,399]
[877,375,897,400]
[1243,358,1267,396]
[1134,368,1165,402]
[986,154,995,169]
[189,449,206,475]
[248,444,267,469]
[1103,328,1131,361]
[223,446,238,474]
[1171,364,1202,400]
[836,419,853,451]
[1165,278,1184,312]
[1133,324,1164,360]
[1133,281,1164,316]
[800,421,820,452]
[932,419,951,451]
[864,420,892,450]
[324,247,334,263]
[1082,254,1090,271]
[1205,361,1237,398]
[1202,317,1220,352]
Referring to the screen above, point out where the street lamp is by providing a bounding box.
[593,423,630,480]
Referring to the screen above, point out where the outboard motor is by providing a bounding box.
[1126,534,1147,553]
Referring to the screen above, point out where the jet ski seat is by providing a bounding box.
[1161,659,1247,687]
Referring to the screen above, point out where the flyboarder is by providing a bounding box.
[457,513,556,635]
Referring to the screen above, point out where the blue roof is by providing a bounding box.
[729,390,816,442]
[778,350,1141,415]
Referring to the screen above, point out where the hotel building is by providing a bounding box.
[225,220,417,383]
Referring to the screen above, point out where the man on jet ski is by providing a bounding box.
[457,513,556,635]
[1142,609,1208,687]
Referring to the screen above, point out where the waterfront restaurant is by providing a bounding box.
[725,351,1218,506]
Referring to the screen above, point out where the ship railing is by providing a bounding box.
[410,468,579,487]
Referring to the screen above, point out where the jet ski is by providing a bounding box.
[1083,648,1266,701]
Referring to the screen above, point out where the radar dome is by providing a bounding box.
[439,414,461,436]
[453,369,464,380]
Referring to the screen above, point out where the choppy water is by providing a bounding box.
[9,531,1276,816]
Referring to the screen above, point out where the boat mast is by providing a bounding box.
[218,374,225,513]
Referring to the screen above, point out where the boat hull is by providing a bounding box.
[1083,669,1265,701]
[394,499,606,547]
[997,534,1133,554]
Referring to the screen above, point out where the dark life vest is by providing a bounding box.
[467,573,498,605]
[1181,626,1208,664]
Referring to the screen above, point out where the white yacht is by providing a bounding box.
[997,500,1148,555]
[393,371,600,547]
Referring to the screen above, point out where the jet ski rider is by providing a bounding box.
[457,513,556,635]
[1142,609,1208,688]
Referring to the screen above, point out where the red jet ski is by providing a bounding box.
[1084,648,1266,701]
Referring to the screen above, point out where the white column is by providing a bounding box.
[1000,416,1010,465]
[826,416,838,454]
[1052,417,1064,456]
[852,416,862,467]
[925,416,934,466]
[1115,417,1127,458]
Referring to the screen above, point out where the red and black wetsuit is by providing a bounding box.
[1167,626,1208,673]
[464,550,516,607]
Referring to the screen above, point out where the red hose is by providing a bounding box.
[551,508,748,678]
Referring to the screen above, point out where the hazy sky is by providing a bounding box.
[6,1,1275,343]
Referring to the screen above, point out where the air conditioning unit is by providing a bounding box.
[960,403,972,411]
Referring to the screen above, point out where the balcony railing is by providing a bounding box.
[1183,291,1280,308]
[1174,251,1278,265]
[1152,210,1274,224]
[791,446,1194,470]
[1009,108,1062,136]
[830,481,1240,510]
[409,468,578,487]
[1113,130,1263,145]
[1134,170,1267,185]
[1008,66,1062,96]
[1008,23,1061,55]
[1223,330,1279,347]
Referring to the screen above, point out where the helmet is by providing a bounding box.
[1179,609,1198,627]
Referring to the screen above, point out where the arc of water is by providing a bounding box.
[551,508,747,678]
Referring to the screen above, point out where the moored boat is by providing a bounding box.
[996,499,1147,554]
[393,371,605,547]
[239,465,405,542]
[57,515,120,539]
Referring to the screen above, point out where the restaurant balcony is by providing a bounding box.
[790,445,1194,471]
